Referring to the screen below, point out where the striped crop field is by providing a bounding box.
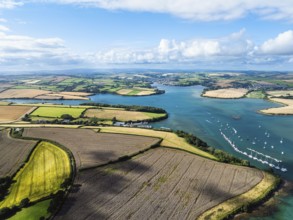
[0,141,71,208]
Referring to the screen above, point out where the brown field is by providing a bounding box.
[85,109,155,121]
[0,89,50,99]
[22,128,161,169]
[0,106,34,122]
[214,79,235,88]
[0,129,36,177]
[55,148,263,220]
[260,98,293,115]
[203,88,248,99]
[0,89,91,100]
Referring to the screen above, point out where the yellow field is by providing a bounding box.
[0,141,71,208]
[198,172,277,220]
[266,90,293,97]
[261,98,293,115]
[84,108,165,121]
[203,88,248,99]
[98,126,217,160]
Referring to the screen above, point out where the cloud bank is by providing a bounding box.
[38,0,293,21]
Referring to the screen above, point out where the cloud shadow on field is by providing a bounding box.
[54,149,151,220]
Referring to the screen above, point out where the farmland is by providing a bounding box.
[0,141,71,208]
[0,106,34,122]
[30,106,85,118]
[202,88,249,99]
[97,126,217,160]
[9,199,51,220]
[54,148,263,220]
[260,98,293,115]
[0,89,92,100]
[0,129,36,177]
[84,108,166,121]
[116,87,158,96]
[22,128,161,169]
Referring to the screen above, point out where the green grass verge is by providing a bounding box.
[8,199,51,220]
[0,141,71,208]
[30,107,85,118]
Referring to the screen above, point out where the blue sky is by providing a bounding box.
[1,0,293,71]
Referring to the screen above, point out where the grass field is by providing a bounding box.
[203,88,248,99]
[9,199,51,220]
[30,106,85,118]
[0,106,34,122]
[0,141,71,208]
[97,126,217,160]
[246,91,266,99]
[84,108,166,121]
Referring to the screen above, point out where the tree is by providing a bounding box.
[61,114,74,120]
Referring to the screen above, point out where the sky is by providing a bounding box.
[1,0,293,71]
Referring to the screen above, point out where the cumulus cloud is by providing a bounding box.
[0,31,84,68]
[259,30,293,55]
[38,0,293,21]
[90,29,253,64]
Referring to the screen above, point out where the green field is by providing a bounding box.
[9,199,51,220]
[0,141,71,208]
[246,90,266,99]
[31,106,85,118]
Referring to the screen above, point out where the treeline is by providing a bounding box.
[175,130,250,166]
[80,103,167,113]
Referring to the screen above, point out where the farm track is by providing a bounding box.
[0,129,36,177]
[22,128,161,170]
[54,147,263,220]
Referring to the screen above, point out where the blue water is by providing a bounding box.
[9,85,293,219]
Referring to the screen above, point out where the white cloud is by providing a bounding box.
[0,18,7,22]
[41,0,293,21]
[0,25,9,32]
[0,0,22,9]
[90,29,253,64]
[259,30,293,55]
[0,31,84,68]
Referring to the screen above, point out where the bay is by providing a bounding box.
[8,84,293,219]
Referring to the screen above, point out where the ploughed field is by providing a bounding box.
[22,128,161,169]
[0,129,36,177]
[55,148,263,220]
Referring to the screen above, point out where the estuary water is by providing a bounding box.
[9,85,293,219]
